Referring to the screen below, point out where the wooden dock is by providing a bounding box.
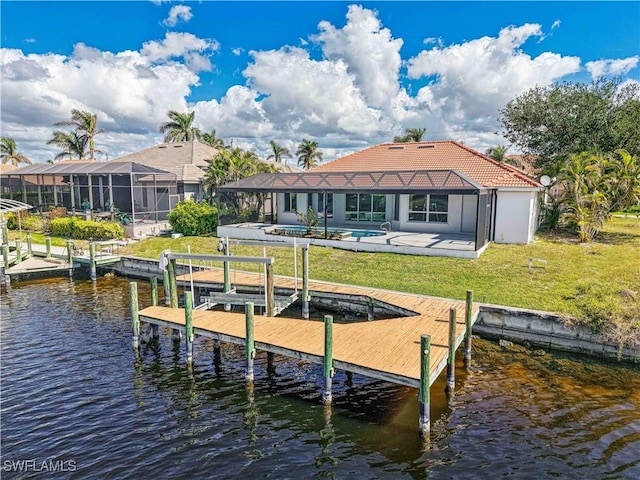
[137,268,479,389]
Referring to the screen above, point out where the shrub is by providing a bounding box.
[50,217,124,240]
[5,212,45,232]
[168,199,218,236]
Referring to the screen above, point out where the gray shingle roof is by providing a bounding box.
[109,141,217,183]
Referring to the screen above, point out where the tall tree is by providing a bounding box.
[296,139,323,170]
[485,145,508,162]
[499,78,640,174]
[394,127,426,143]
[159,110,201,142]
[1,137,32,166]
[266,140,292,163]
[201,129,226,148]
[47,131,88,161]
[54,109,103,159]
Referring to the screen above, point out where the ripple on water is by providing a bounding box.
[1,277,639,479]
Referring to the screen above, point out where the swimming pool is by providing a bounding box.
[273,225,386,239]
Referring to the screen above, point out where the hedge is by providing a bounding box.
[167,199,218,236]
[50,217,124,240]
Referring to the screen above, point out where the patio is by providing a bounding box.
[217,223,482,258]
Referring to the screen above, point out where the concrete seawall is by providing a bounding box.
[104,255,640,363]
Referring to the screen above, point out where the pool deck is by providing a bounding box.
[217,223,482,258]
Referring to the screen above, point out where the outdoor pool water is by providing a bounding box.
[2,277,640,479]
[277,225,386,238]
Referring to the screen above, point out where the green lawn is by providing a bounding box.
[113,217,639,317]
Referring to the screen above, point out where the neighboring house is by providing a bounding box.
[219,141,543,256]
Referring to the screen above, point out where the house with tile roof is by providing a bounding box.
[218,141,543,257]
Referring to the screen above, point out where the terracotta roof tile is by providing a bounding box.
[314,141,541,189]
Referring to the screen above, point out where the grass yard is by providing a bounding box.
[113,217,639,317]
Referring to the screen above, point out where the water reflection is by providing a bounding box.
[1,276,639,479]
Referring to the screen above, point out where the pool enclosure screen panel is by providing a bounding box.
[475,193,492,249]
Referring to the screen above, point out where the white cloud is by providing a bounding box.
[586,56,640,79]
[313,4,405,111]
[406,24,581,137]
[162,5,193,27]
[232,47,243,56]
[141,32,219,73]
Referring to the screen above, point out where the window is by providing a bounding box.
[408,194,448,223]
[283,193,297,212]
[318,193,333,217]
[345,194,386,222]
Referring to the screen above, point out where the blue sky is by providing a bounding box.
[1,1,639,164]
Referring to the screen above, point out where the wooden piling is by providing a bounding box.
[1,222,8,246]
[2,244,8,268]
[130,282,140,349]
[223,237,231,312]
[66,239,73,277]
[446,308,456,393]
[45,236,52,258]
[185,291,194,364]
[162,269,170,306]
[15,239,21,263]
[26,233,32,256]
[464,290,473,366]
[419,334,431,436]
[302,246,310,319]
[265,262,275,317]
[212,339,221,367]
[89,241,97,280]
[168,258,178,308]
[150,276,158,306]
[322,314,334,405]
[245,302,255,381]
[367,298,375,321]
[267,351,275,375]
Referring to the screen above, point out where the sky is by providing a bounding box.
[1,1,639,165]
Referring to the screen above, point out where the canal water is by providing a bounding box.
[1,276,639,479]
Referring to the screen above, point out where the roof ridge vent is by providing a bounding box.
[418,144,435,149]
[388,146,405,150]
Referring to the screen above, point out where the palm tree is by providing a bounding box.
[485,145,508,162]
[266,140,292,164]
[201,129,226,149]
[47,131,89,161]
[1,137,32,166]
[54,109,103,159]
[605,149,640,212]
[394,127,426,143]
[296,139,323,170]
[159,110,201,143]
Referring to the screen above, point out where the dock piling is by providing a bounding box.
[15,239,21,263]
[223,237,231,311]
[45,236,52,258]
[419,334,431,436]
[245,302,256,381]
[266,262,275,317]
[322,314,334,405]
[150,276,158,306]
[185,291,194,364]
[2,244,8,268]
[446,308,456,393]
[464,290,473,366]
[66,239,73,277]
[162,269,170,306]
[302,246,310,319]
[168,258,178,308]
[130,282,140,349]
[367,298,375,321]
[89,241,97,280]
[26,233,32,256]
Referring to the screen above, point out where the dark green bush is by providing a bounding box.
[167,200,218,236]
[50,217,124,240]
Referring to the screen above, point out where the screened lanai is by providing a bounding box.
[218,170,495,254]
[0,161,178,225]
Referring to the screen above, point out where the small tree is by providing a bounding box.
[297,206,318,235]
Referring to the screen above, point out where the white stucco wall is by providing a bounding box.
[493,189,540,244]
[395,194,465,234]
[276,192,306,223]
